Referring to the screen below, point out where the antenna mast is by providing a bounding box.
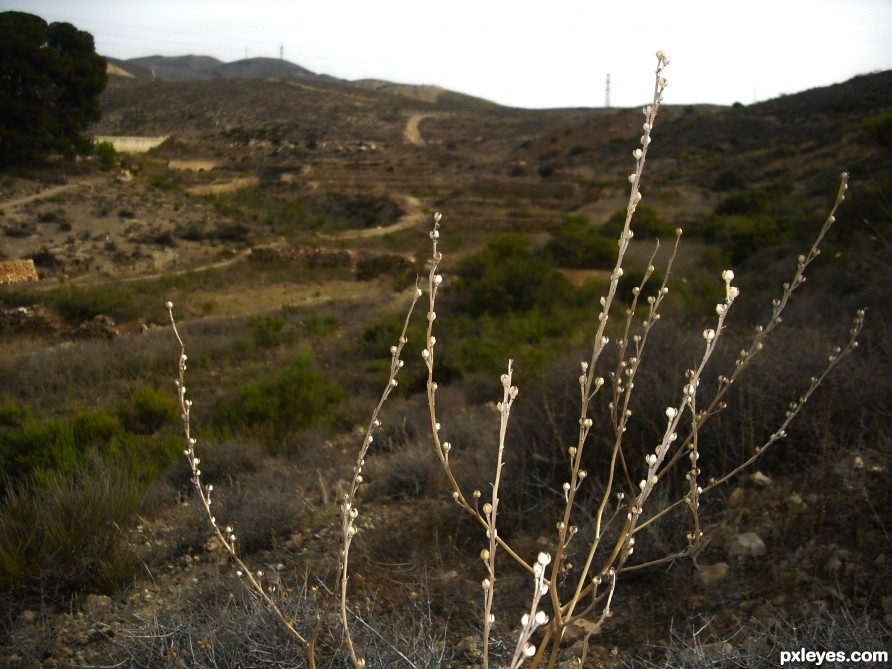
[605,73,611,108]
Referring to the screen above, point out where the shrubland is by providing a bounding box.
[0,54,889,667]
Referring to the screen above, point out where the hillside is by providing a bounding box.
[1,64,890,667]
[109,54,316,81]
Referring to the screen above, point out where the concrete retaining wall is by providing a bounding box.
[94,135,169,154]
[168,160,218,171]
[187,176,259,195]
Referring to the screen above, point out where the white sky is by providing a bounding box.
[3,0,891,109]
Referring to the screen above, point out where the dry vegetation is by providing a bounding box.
[0,57,890,667]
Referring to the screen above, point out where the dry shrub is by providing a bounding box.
[0,455,144,604]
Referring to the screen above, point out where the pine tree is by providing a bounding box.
[0,11,107,167]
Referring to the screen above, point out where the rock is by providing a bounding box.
[697,561,730,587]
[74,314,119,338]
[0,258,39,285]
[686,595,708,610]
[557,644,612,667]
[457,634,481,658]
[750,471,772,487]
[564,617,603,658]
[74,622,114,645]
[825,555,843,574]
[678,642,734,666]
[823,547,851,575]
[0,305,57,333]
[82,594,113,615]
[729,532,766,558]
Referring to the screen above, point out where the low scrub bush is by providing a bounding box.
[688,189,823,265]
[0,456,144,603]
[544,214,616,269]
[0,392,180,491]
[714,186,777,216]
[119,387,180,435]
[862,109,892,147]
[211,350,347,445]
[246,314,288,349]
[601,203,676,240]
[449,233,572,317]
[316,192,405,230]
[297,311,339,337]
[94,140,118,170]
[355,252,413,281]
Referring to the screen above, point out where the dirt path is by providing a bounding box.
[404,114,431,146]
[322,194,428,241]
[63,248,255,288]
[0,180,92,211]
[188,276,408,321]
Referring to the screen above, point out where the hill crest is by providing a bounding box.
[108,54,315,81]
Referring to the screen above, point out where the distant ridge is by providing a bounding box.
[102,53,499,110]
[107,55,316,81]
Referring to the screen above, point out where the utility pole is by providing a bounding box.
[605,73,611,108]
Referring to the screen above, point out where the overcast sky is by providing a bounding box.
[3,0,890,109]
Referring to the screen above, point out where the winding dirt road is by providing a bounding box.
[404,114,431,146]
[0,180,95,211]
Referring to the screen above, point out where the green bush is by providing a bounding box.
[1,419,78,483]
[149,171,178,191]
[602,204,676,240]
[545,214,616,269]
[446,328,505,378]
[862,110,892,147]
[709,168,746,192]
[0,394,181,489]
[1,408,121,484]
[29,247,61,269]
[714,187,776,216]
[212,351,347,444]
[0,395,27,429]
[31,282,142,323]
[695,213,779,264]
[118,387,179,435]
[359,316,428,388]
[616,267,666,306]
[94,140,118,170]
[451,233,572,316]
[315,193,405,230]
[299,312,339,337]
[248,314,288,349]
